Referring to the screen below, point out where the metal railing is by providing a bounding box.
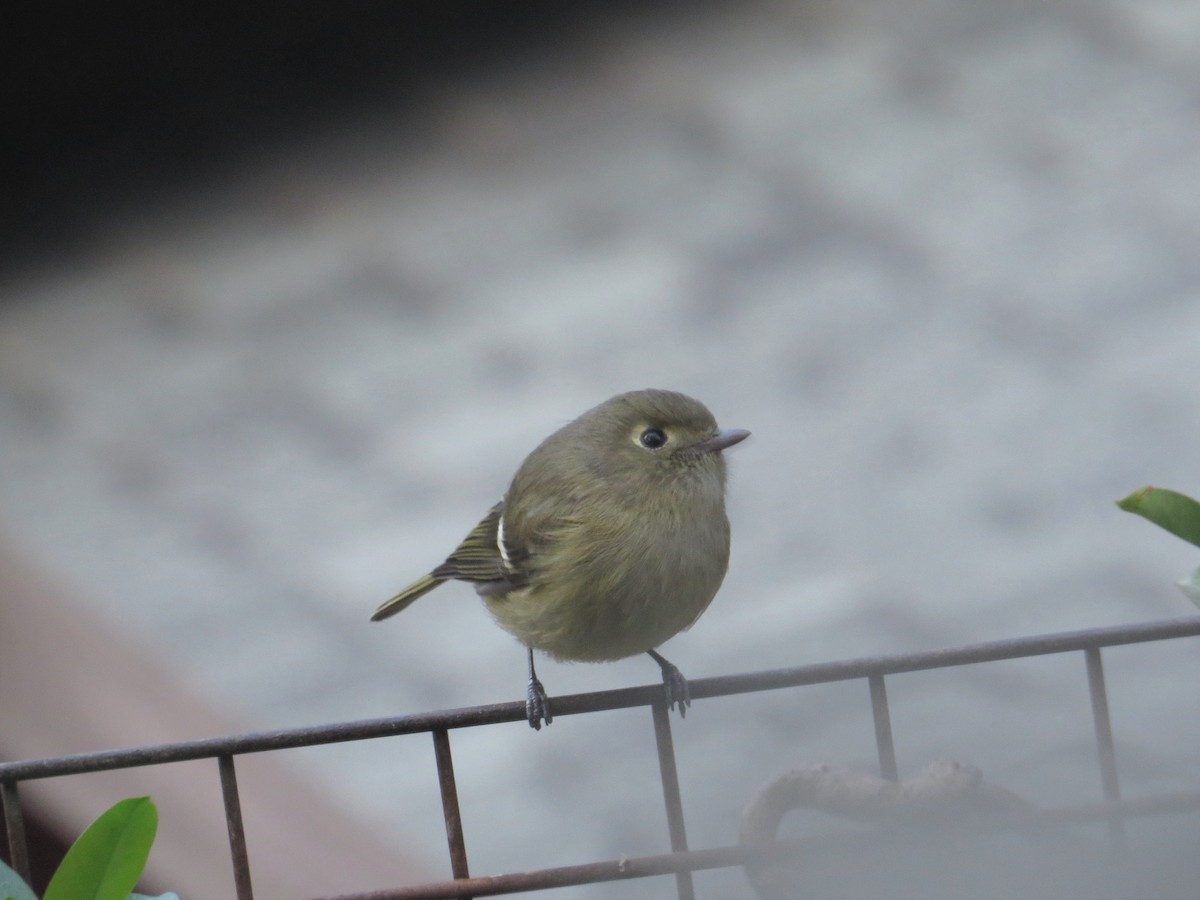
[4,616,1200,898]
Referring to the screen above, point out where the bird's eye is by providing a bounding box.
[639,428,667,449]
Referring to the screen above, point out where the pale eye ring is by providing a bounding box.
[639,428,667,449]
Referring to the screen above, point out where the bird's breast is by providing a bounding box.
[482,500,731,662]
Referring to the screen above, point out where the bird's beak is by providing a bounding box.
[698,428,750,454]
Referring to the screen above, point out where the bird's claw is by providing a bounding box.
[527,676,553,730]
[647,648,692,718]
[659,660,691,717]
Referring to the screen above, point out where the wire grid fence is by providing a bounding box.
[3,616,1200,899]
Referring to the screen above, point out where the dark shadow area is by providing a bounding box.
[0,798,68,896]
[1,1,675,272]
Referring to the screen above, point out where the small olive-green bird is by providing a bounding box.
[371,388,749,729]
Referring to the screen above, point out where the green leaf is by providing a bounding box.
[44,797,158,900]
[0,858,38,900]
[1117,486,1200,549]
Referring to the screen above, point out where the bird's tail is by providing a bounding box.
[370,573,445,621]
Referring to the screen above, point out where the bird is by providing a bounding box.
[371,388,749,729]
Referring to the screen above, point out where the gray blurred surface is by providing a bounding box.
[2,1,1199,896]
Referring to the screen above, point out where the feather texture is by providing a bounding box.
[373,389,747,663]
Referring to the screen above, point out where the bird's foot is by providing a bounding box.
[527,674,553,730]
[648,649,691,717]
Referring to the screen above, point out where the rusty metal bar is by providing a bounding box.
[1,779,31,885]
[1084,646,1126,848]
[319,840,757,899]
[0,703,528,783]
[3,617,1198,785]
[1009,789,1200,828]
[868,673,899,781]
[691,616,1200,701]
[218,754,255,900]
[315,788,1200,900]
[1,616,1197,899]
[431,727,471,892]
[650,700,694,900]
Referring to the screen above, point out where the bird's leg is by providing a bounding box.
[526,647,552,730]
[647,648,691,717]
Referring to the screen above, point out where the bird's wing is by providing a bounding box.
[432,502,523,587]
[371,504,517,623]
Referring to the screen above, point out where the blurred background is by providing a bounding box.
[2,0,1199,896]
